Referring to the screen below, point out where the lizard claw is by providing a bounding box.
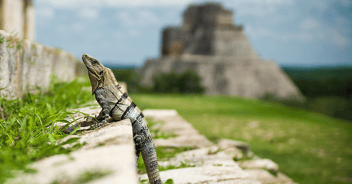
[93,119,107,129]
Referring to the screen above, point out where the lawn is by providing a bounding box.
[131,94,352,184]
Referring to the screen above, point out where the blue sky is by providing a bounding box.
[34,0,352,67]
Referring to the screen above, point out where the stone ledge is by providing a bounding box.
[7,118,138,184]
[140,166,260,184]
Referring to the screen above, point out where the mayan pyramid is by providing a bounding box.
[139,2,304,100]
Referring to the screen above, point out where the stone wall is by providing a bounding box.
[0,30,86,99]
[161,27,189,57]
[140,55,303,100]
[0,0,35,40]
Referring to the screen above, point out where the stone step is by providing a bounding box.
[7,107,138,184]
[142,109,296,184]
[140,166,261,184]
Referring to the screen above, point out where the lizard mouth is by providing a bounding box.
[82,54,100,75]
[82,54,93,68]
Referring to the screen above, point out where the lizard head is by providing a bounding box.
[82,54,106,94]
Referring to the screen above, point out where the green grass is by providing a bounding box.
[131,94,352,184]
[0,76,94,183]
[138,118,195,174]
[146,117,177,139]
[137,146,195,174]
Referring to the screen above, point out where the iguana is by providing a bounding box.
[82,54,161,184]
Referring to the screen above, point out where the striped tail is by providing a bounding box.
[121,101,161,184]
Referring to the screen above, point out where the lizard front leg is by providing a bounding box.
[95,88,110,126]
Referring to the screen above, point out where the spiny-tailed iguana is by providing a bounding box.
[82,54,161,184]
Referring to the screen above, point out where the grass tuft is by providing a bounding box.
[0,76,94,183]
[146,118,176,139]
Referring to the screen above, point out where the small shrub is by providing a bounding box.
[152,69,205,94]
[152,72,179,93]
[111,68,142,93]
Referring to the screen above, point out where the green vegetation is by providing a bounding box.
[146,117,176,139]
[137,117,195,174]
[152,69,205,94]
[111,68,142,93]
[137,145,195,173]
[111,68,205,94]
[282,66,352,98]
[159,159,195,171]
[0,77,94,183]
[131,94,352,184]
[51,169,112,184]
[281,66,352,121]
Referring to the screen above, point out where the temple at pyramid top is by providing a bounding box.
[161,3,251,58]
[182,3,241,33]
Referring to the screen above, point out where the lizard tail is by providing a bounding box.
[141,139,161,184]
[124,105,161,184]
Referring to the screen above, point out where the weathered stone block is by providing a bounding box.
[140,166,261,184]
[240,159,279,174]
[7,118,138,184]
[244,169,295,184]
[0,30,83,99]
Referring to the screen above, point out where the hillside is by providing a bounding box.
[131,94,352,184]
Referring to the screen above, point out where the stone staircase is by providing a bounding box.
[140,110,295,184]
[7,105,295,184]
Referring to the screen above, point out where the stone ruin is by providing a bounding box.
[0,0,35,40]
[139,3,304,100]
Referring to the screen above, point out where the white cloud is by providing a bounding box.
[277,17,349,46]
[36,0,100,9]
[103,0,193,7]
[116,9,160,27]
[225,0,294,18]
[335,16,351,28]
[36,0,193,9]
[72,23,85,32]
[57,25,67,36]
[300,18,320,30]
[339,0,351,6]
[138,10,159,23]
[56,23,85,35]
[116,11,134,26]
[298,18,348,46]
[36,8,55,19]
[114,32,124,39]
[91,32,101,40]
[270,15,286,24]
[78,8,99,20]
[296,32,314,42]
[328,29,348,46]
[311,0,329,10]
[129,29,139,36]
[245,25,274,39]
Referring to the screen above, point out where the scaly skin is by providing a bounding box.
[82,54,161,184]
